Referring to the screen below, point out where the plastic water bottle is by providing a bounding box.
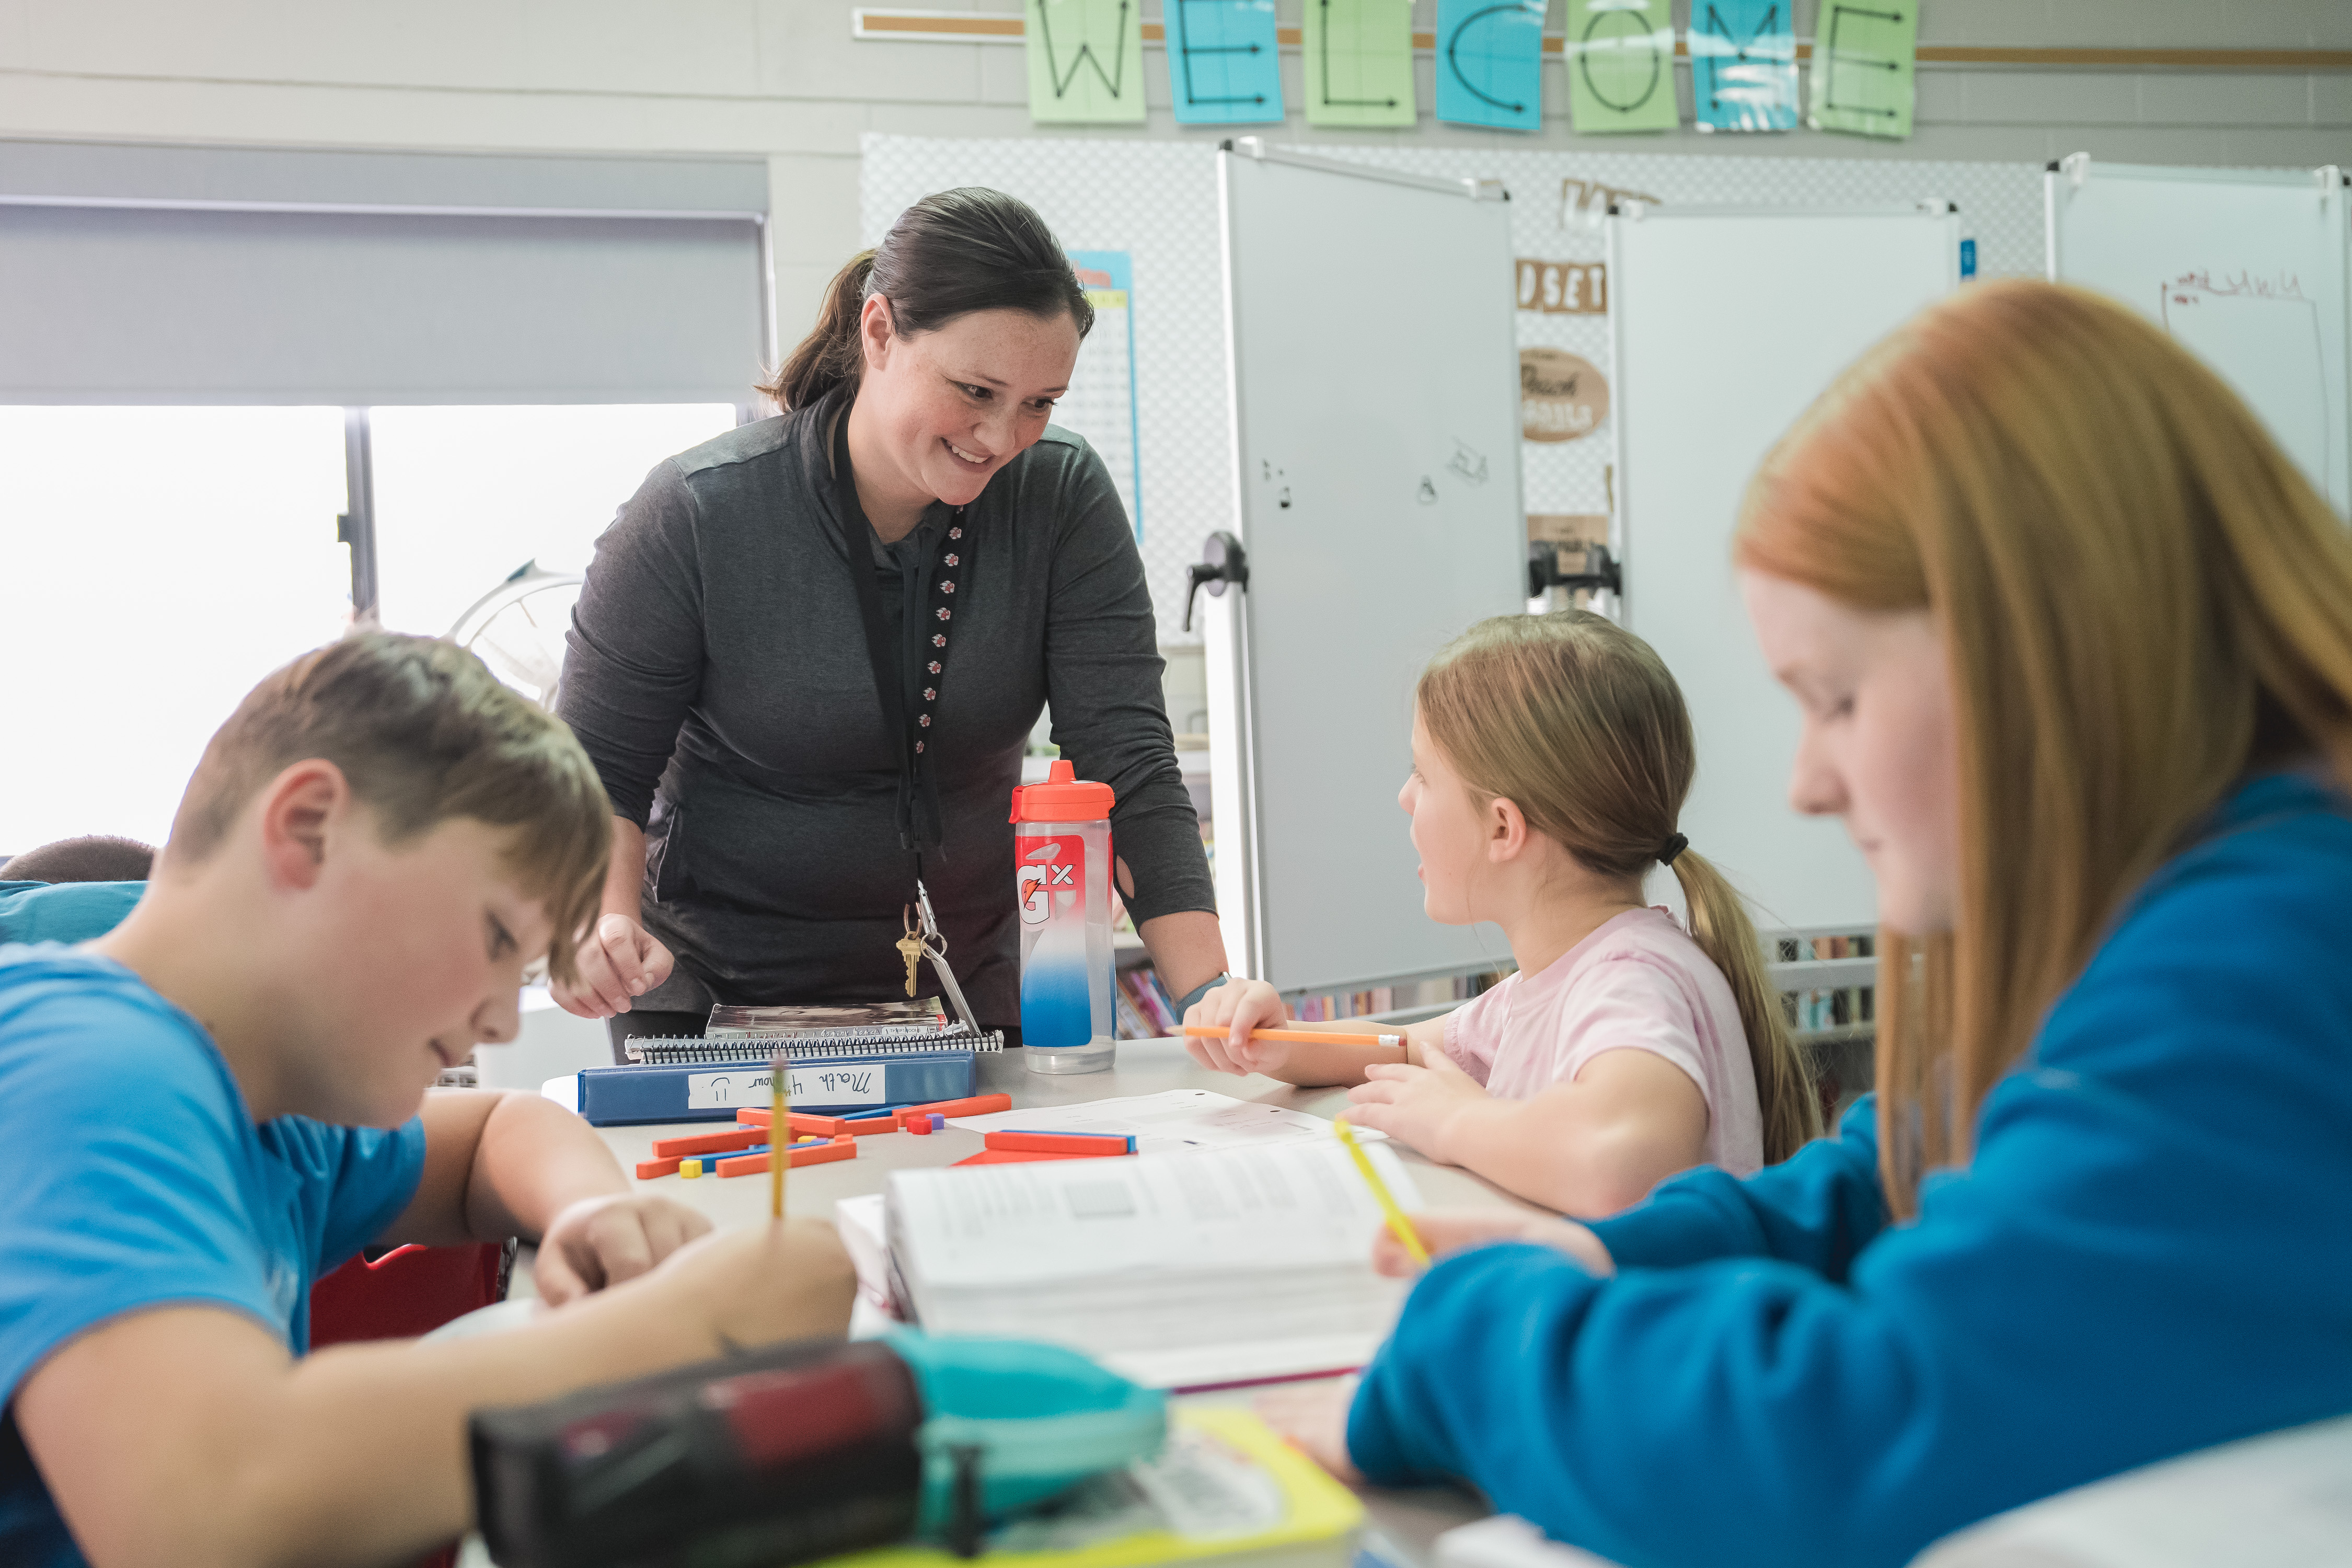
[1010,759,1116,1073]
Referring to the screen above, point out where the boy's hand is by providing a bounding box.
[1182,978,1290,1075]
[1344,1048,1488,1158]
[1370,1209,1617,1278]
[554,913,676,1019]
[536,1193,714,1305]
[659,1219,859,1353]
[1255,1379,1362,1484]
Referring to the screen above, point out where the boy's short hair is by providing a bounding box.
[167,632,612,984]
[1,835,156,883]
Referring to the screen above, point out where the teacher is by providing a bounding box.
[553,188,1228,1055]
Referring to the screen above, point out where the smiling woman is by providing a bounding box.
[554,189,1228,1054]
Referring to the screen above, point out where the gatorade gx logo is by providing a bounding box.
[1016,836,1085,926]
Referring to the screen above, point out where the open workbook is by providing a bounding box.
[875,1140,1427,1391]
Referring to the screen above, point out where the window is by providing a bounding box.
[0,406,350,854]
[369,404,739,639]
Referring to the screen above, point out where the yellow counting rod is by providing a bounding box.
[1333,1116,1429,1268]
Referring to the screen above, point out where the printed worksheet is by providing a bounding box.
[944,1088,1385,1154]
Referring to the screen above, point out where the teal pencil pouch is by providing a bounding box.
[883,1327,1170,1543]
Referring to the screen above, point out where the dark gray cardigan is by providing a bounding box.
[558,400,1213,1028]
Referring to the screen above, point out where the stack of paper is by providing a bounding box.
[882,1139,1424,1390]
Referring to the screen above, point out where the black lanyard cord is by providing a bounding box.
[825,397,969,857]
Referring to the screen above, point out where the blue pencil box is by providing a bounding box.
[578,1027,1004,1127]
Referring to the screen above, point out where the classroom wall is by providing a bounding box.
[1,1,2345,358]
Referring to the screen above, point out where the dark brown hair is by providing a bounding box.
[165,632,614,985]
[1,835,156,883]
[762,187,1096,411]
[1418,610,1823,1163]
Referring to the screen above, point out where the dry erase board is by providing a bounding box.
[1608,203,1959,935]
[2046,156,2350,517]
[1205,142,1527,994]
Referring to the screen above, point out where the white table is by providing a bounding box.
[512,1039,1529,1568]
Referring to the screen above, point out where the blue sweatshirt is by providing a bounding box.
[1348,770,2352,1568]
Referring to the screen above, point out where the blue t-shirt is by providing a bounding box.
[0,882,144,947]
[0,946,428,1565]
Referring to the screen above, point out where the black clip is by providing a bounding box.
[1182,532,1250,633]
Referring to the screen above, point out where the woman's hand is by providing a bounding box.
[553,913,676,1019]
[1182,978,1290,1075]
[534,1194,716,1306]
[1343,1048,1489,1159]
[1370,1208,1616,1279]
[1255,1379,1362,1484]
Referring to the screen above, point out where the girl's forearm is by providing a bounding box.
[1432,1096,1675,1218]
[1262,1037,1406,1087]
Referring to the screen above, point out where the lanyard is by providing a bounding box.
[825,394,971,857]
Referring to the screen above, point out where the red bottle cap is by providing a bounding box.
[1009,758,1116,823]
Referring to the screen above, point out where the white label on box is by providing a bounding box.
[686,1066,888,1111]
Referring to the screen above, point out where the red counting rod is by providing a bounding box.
[635,1155,686,1180]
[981,1131,1136,1156]
[717,1140,859,1179]
[650,1127,767,1159]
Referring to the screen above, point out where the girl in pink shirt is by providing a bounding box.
[1188,611,1819,1215]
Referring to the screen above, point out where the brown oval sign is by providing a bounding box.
[1520,347,1609,443]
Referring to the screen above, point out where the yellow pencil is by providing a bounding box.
[1333,1116,1429,1267]
[769,1053,788,1220]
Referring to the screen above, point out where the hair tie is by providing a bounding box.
[1659,833,1689,867]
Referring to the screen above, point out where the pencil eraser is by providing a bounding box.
[930,1113,946,1131]
[908,1115,932,1135]
[682,1159,702,1179]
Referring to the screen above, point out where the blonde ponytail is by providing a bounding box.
[1670,848,1821,1162]
[1420,610,1824,1163]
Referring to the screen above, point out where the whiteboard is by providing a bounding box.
[2047,155,2350,517]
[1207,141,1527,994]
[1609,203,1959,935]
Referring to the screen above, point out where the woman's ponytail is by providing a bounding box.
[759,188,1096,412]
[764,250,877,411]
[1670,847,1821,1162]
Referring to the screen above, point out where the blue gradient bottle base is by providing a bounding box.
[1022,961,1115,1073]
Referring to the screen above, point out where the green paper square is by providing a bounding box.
[1807,0,1917,139]
[1564,0,1680,134]
[1303,0,1417,128]
[1027,0,1148,123]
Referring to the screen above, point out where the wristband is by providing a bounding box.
[1169,972,1230,1019]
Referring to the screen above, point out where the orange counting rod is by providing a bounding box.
[952,1149,1108,1167]
[896,1093,1013,1123]
[635,1155,686,1180]
[650,1127,766,1159]
[982,1131,1135,1156]
[717,1140,859,1179]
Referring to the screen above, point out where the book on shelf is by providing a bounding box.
[878,1139,1425,1391]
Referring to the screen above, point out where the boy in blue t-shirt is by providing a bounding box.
[0,633,854,1568]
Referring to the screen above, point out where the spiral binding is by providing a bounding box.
[624,1023,1004,1066]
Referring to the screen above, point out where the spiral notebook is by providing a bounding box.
[574,1024,1002,1126]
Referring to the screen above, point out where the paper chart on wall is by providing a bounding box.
[1057,249,1145,541]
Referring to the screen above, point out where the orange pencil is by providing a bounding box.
[1181,1023,1406,1048]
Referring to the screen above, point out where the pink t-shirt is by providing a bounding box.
[1436,906,1765,1176]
